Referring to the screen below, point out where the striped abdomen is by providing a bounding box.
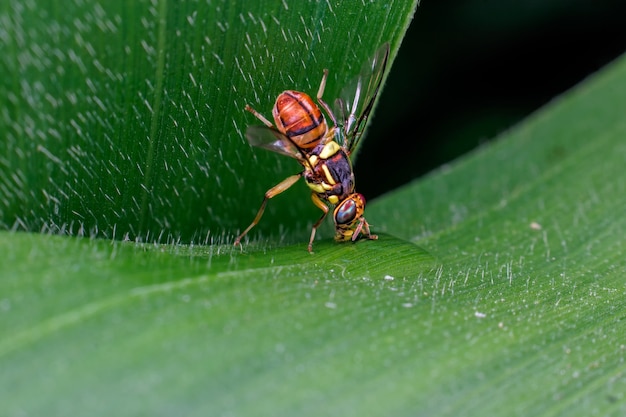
[272,90,328,149]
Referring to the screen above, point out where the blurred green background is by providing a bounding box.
[359,0,626,199]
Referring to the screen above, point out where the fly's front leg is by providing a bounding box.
[352,217,378,242]
[308,193,330,253]
[234,173,302,249]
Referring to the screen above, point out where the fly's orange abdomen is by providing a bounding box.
[272,91,327,149]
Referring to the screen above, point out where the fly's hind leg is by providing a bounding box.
[245,104,274,128]
[308,193,330,253]
[315,69,338,128]
[234,173,302,249]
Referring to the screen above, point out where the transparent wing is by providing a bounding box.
[245,125,303,160]
[333,43,390,153]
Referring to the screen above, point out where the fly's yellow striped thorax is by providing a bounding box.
[306,141,341,168]
[304,140,343,198]
[318,141,341,159]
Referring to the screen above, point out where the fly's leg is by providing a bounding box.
[308,193,330,253]
[352,217,378,242]
[245,104,274,128]
[315,69,339,128]
[234,173,302,249]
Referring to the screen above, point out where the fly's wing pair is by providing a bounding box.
[334,43,389,154]
[245,125,302,160]
[244,43,390,160]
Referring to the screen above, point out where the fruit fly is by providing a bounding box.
[234,43,390,252]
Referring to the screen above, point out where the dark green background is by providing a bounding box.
[359,0,626,199]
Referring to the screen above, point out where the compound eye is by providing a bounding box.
[335,199,358,224]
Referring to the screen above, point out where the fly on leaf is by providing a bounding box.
[234,43,390,252]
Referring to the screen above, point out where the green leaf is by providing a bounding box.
[366,55,626,414]
[0,0,417,243]
[1,231,435,415]
[3,0,626,416]
[4,53,626,414]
